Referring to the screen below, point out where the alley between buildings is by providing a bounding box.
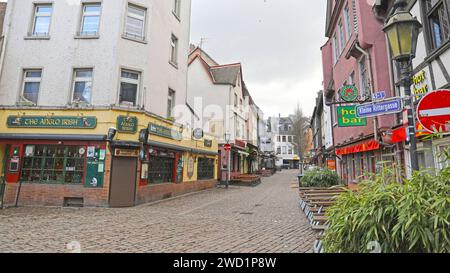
[0,170,315,253]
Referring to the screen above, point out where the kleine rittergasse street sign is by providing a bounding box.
[356,97,403,118]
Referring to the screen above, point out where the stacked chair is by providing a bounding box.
[298,186,347,253]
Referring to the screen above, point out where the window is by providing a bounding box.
[79,3,101,36]
[332,34,339,64]
[31,4,52,36]
[288,146,293,155]
[170,34,179,65]
[119,69,140,106]
[288,136,292,143]
[21,69,42,104]
[167,89,175,117]
[338,21,345,52]
[277,136,281,142]
[197,158,214,180]
[21,145,86,184]
[359,57,369,98]
[173,0,181,18]
[349,71,356,85]
[148,156,174,184]
[72,69,93,104]
[343,4,352,41]
[282,146,287,155]
[282,136,286,142]
[424,0,450,50]
[234,94,238,107]
[125,4,146,40]
[277,147,281,155]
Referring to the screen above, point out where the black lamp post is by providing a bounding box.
[382,0,422,172]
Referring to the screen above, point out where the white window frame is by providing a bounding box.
[119,69,141,107]
[338,21,345,54]
[332,34,339,64]
[167,89,175,118]
[21,69,42,104]
[71,68,93,104]
[125,4,147,41]
[79,3,102,36]
[170,34,179,65]
[344,4,352,42]
[359,57,369,98]
[173,0,181,18]
[31,4,53,36]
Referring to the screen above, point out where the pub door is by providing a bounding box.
[109,156,137,208]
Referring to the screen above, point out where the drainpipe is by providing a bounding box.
[0,0,15,80]
[354,43,378,141]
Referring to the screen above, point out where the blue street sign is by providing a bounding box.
[356,98,403,118]
[372,91,386,101]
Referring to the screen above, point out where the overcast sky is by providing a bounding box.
[190,0,328,118]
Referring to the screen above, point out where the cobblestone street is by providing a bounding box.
[0,170,316,253]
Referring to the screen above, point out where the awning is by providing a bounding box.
[336,140,380,156]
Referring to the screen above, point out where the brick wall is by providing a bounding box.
[136,180,217,205]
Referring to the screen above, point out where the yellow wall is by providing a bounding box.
[182,152,218,182]
[0,108,219,182]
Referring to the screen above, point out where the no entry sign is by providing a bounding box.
[224,144,232,151]
[417,89,450,135]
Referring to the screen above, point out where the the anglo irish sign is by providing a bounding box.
[7,116,97,129]
[117,116,138,133]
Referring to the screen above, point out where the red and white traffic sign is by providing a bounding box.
[417,89,450,134]
[224,144,232,151]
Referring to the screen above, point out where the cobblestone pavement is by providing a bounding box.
[0,170,316,253]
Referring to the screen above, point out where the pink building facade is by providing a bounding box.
[321,0,404,184]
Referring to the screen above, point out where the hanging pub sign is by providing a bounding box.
[7,116,97,129]
[337,106,367,127]
[148,123,182,140]
[412,70,430,102]
[193,128,204,139]
[340,85,358,102]
[117,116,138,133]
[204,139,213,148]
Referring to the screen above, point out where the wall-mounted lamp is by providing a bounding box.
[107,127,117,142]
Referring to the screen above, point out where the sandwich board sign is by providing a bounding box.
[417,89,450,135]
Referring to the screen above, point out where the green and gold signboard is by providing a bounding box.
[117,116,138,133]
[337,106,367,127]
[148,123,182,140]
[7,116,97,129]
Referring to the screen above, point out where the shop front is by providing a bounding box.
[336,139,381,184]
[0,108,219,208]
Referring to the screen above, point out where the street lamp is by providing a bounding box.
[382,0,422,172]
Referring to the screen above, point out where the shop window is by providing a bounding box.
[148,155,174,184]
[424,0,450,50]
[21,145,86,184]
[197,158,214,180]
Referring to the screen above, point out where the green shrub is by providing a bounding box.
[322,164,450,253]
[301,168,342,188]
